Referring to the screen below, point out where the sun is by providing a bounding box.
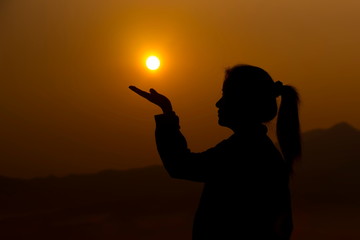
[146,56,160,70]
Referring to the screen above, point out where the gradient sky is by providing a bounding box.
[1,0,360,178]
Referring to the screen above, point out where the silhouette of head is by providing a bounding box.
[216,64,279,130]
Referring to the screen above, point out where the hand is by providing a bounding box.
[129,86,173,114]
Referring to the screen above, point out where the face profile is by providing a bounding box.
[215,65,279,131]
[216,90,243,129]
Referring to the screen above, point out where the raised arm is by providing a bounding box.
[129,86,220,182]
[154,111,225,182]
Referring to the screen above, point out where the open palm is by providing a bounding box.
[129,86,173,113]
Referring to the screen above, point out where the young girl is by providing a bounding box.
[129,64,301,240]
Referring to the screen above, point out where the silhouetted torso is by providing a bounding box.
[155,113,292,240]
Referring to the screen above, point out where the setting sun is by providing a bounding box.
[146,56,160,70]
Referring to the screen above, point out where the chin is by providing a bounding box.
[218,118,228,127]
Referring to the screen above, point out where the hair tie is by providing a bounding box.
[274,81,284,97]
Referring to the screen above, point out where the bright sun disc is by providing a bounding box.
[146,56,160,70]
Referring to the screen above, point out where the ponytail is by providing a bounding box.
[276,85,301,173]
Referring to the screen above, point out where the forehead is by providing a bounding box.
[222,78,243,94]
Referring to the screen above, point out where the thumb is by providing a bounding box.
[150,88,158,94]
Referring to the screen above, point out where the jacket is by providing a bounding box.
[155,112,293,240]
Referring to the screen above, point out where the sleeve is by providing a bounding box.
[154,112,223,182]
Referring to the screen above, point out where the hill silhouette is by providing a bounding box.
[1,122,359,240]
[292,122,360,240]
[295,122,360,199]
[0,166,201,240]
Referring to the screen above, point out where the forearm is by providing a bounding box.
[155,112,191,178]
[154,112,220,182]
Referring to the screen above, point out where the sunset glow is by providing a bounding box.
[146,56,160,70]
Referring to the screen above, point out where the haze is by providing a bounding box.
[1,0,360,178]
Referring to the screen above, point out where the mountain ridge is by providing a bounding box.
[1,121,359,180]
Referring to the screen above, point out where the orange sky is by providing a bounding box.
[1,0,360,178]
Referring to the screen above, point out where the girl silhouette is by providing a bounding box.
[129,64,301,240]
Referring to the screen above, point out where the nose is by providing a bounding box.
[216,97,223,108]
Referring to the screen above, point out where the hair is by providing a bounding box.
[224,64,301,172]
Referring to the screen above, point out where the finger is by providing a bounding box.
[129,85,142,92]
[129,86,150,98]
